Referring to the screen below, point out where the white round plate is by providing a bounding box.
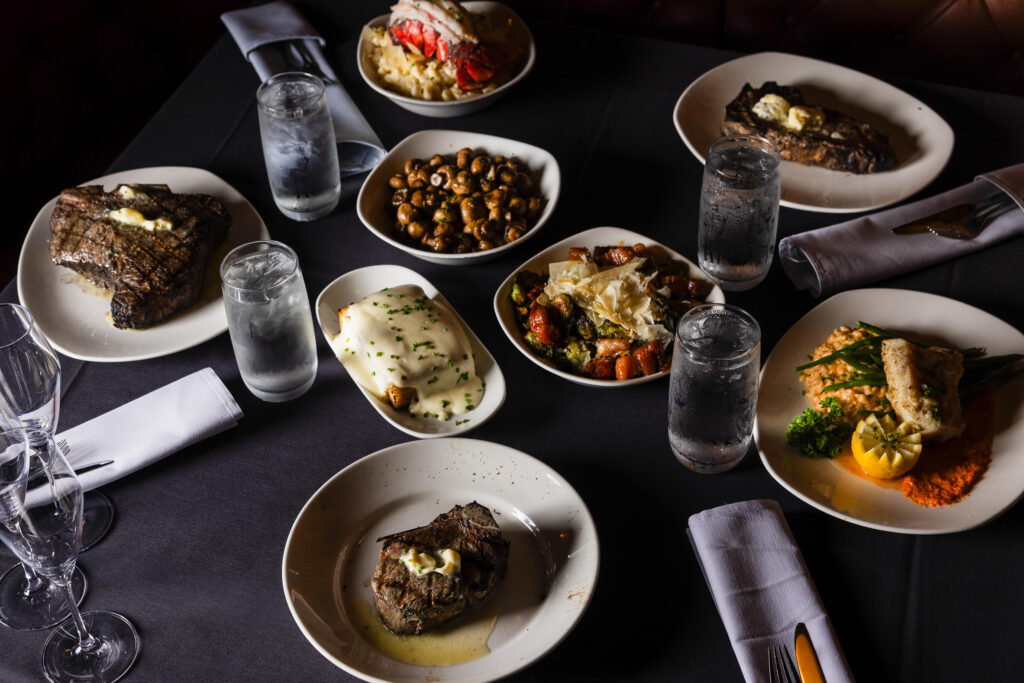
[755,288,1024,534]
[18,166,270,362]
[357,129,560,265]
[358,1,535,118]
[494,226,725,387]
[282,438,600,682]
[673,52,955,213]
[316,265,506,438]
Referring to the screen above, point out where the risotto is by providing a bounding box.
[799,325,889,425]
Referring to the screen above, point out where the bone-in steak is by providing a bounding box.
[49,183,231,329]
[370,502,510,634]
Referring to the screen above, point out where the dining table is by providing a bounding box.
[4,1,1024,681]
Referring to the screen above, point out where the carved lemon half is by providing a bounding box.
[851,413,923,479]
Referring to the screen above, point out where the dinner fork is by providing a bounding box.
[927,192,1018,240]
[768,642,799,683]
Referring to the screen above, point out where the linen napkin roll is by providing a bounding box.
[221,0,386,176]
[688,500,853,683]
[27,368,242,507]
[779,163,1024,297]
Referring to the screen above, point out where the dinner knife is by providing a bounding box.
[794,622,826,683]
[73,460,114,476]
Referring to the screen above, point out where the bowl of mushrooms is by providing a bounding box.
[356,129,561,265]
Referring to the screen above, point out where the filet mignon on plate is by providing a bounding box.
[370,502,510,634]
[49,183,231,329]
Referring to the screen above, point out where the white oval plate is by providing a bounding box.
[316,265,505,437]
[358,1,535,118]
[755,288,1024,534]
[673,52,955,213]
[493,226,725,387]
[282,438,600,682]
[357,129,560,265]
[18,166,270,362]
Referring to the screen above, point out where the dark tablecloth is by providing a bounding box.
[3,2,1023,681]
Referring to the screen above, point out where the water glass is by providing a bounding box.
[667,304,760,473]
[258,71,341,221]
[698,135,781,291]
[220,240,318,402]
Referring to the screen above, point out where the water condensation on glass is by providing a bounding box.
[697,136,781,291]
[257,73,341,221]
[667,305,760,473]
[221,242,318,402]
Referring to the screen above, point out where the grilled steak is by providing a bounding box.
[49,183,231,329]
[370,502,509,634]
[722,82,897,174]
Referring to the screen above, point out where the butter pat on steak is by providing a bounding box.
[49,184,231,329]
[370,502,509,634]
[723,82,897,174]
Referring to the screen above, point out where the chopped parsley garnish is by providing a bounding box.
[785,397,853,459]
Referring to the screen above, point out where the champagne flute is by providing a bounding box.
[2,429,139,682]
[0,303,115,552]
[0,304,90,630]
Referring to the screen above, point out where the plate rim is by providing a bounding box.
[280,437,601,682]
[754,287,1024,534]
[18,165,270,362]
[355,128,561,265]
[315,264,506,437]
[492,225,725,387]
[672,51,955,213]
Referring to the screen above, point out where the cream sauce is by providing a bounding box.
[332,285,484,420]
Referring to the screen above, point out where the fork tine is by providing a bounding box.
[56,438,70,457]
[769,643,798,683]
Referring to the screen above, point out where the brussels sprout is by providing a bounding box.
[597,321,629,338]
[563,338,591,369]
[524,332,554,359]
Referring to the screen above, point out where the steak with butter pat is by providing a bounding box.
[49,183,231,329]
[881,338,965,441]
[370,502,509,634]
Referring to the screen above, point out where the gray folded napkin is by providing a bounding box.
[688,500,853,683]
[221,0,386,176]
[26,368,242,507]
[780,163,1024,297]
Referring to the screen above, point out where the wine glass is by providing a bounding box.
[0,304,91,630]
[1,428,139,682]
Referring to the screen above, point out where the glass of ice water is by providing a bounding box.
[257,72,341,221]
[667,304,760,473]
[698,135,781,291]
[220,241,318,402]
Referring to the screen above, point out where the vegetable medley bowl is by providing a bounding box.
[493,226,725,388]
[754,288,1024,534]
[357,129,560,265]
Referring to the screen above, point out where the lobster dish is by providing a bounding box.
[362,0,527,100]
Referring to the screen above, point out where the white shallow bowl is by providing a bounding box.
[18,166,269,362]
[282,438,600,682]
[315,264,505,437]
[755,288,1024,534]
[673,52,955,213]
[357,1,535,118]
[494,226,725,388]
[357,129,560,265]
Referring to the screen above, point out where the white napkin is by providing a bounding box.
[688,500,853,683]
[221,0,386,176]
[27,369,241,506]
[779,163,1024,297]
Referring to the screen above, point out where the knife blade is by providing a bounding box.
[794,622,826,683]
[73,460,114,476]
[890,201,977,235]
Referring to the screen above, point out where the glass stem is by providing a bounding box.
[60,579,99,654]
[20,562,46,595]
